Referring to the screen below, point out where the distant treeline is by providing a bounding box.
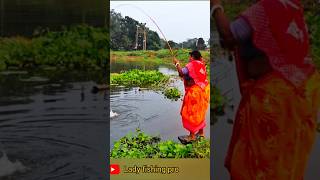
[110,9,208,51]
[0,0,107,37]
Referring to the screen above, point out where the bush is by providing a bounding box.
[110,129,210,159]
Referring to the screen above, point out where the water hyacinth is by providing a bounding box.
[110,69,169,88]
[110,129,210,159]
[163,87,182,101]
[0,25,108,70]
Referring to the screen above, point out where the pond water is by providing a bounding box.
[213,56,320,180]
[110,61,210,148]
[0,69,108,179]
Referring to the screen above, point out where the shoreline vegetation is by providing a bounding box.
[0,25,108,71]
[111,49,210,79]
[110,129,210,159]
[111,49,210,63]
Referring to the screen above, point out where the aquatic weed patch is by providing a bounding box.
[110,69,169,88]
[212,87,226,116]
[110,129,210,159]
[163,87,182,101]
[0,25,108,70]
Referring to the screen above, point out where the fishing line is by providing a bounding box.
[113,4,175,57]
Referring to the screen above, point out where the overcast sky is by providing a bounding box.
[110,1,209,43]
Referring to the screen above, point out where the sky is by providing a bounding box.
[110,1,209,43]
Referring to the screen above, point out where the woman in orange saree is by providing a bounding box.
[212,0,320,179]
[173,50,210,144]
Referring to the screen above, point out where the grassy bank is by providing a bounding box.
[111,49,210,77]
[110,129,210,159]
[111,49,210,65]
[0,25,108,71]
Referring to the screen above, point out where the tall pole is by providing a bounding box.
[135,25,139,50]
[143,28,146,50]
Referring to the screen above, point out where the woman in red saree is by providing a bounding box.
[173,50,210,144]
[212,0,320,179]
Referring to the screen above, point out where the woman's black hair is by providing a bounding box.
[189,50,202,60]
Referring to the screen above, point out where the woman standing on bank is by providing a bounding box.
[173,50,210,144]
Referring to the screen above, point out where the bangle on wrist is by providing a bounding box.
[211,4,224,17]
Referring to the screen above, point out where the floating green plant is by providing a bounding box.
[0,25,108,70]
[212,87,226,116]
[163,87,181,101]
[110,69,169,88]
[110,129,210,159]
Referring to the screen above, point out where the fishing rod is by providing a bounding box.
[113,4,175,57]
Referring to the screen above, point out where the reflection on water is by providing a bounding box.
[110,62,210,147]
[0,69,107,179]
[213,56,320,179]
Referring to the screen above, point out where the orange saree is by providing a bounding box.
[225,72,319,179]
[181,59,210,133]
[181,84,210,133]
[226,0,320,179]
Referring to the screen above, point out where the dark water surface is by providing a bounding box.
[0,69,108,179]
[213,57,320,180]
[110,61,210,147]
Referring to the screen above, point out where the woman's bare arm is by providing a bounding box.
[211,0,237,50]
[173,57,184,77]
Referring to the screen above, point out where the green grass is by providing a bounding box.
[111,49,210,78]
[111,49,210,65]
[110,69,169,88]
[0,25,108,71]
[110,129,210,159]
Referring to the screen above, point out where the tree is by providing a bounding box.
[181,38,197,49]
[164,40,178,49]
[196,38,206,50]
[110,9,124,50]
[147,31,161,50]
[110,10,162,51]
